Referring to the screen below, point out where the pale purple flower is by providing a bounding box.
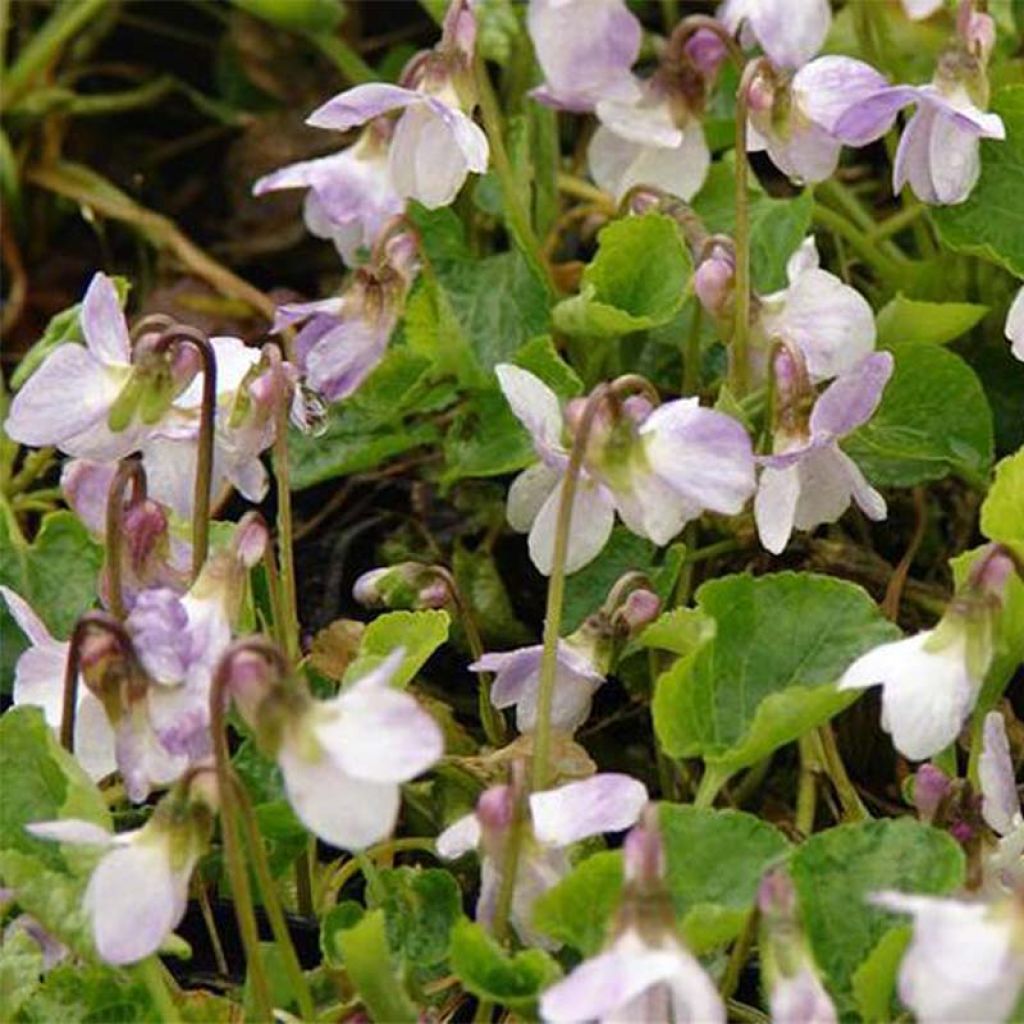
[271,649,443,850]
[540,926,725,1023]
[871,891,1024,1024]
[902,0,944,18]
[754,351,892,554]
[979,711,1024,892]
[757,237,876,382]
[437,774,648,947]
[528,0,642,112]
[0,587,116,782]
[253,125,403,266]
[719,0,831,69]
[769,965,839,1024]
[307,81,487,210]
[589,85,711,202]
[496,365,755,575]
[28,805,210,966]
[470,640,605,734]
[746,57,892,184]
[5,274,146,460]
[1005,287,1024,362]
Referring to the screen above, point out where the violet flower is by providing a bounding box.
[540,814,724,1023]
[746,56,894,184]
[437,774,648,948]
[496,365,755,575]
[719,0,831,69]
[253,123,403,266]
[978,710,1024,892]
[1005,287,1024,362]
[871,890,1024,1024]
[306,2,487,210]
[756,237,877,382]
[528,0,642,113]
[0,586,116,782]
[839,545,1015,760]
[246,648,443,850]
[754,349,892,555]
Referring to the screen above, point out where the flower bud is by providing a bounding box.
[694,243,736,319]
[623,808,665,888]
[745,68,777,114]
[234,512,269,569]
[352,562,451,610]
[617,588,662,634]
[683,28,728,81]
[477,784,515,836]
[758,867,798,921]
[958,2,996,63]
[967,544,1015,604]
[913,763,952,825]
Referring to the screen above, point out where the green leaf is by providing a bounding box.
[453,545,532,647]
[790,819,965,1017]
[512,335,583,399]
[553,214,691,338]
[286,350,448,490]
[440,387,536,484]
[0,928,44,1020]
[334,910,419,1023]
[15,960,157,1023]
[320,901,365,967]
[875,294,988,347]
[533,851,624,956]
[850,926,911,1024]
[843,342,994,488]
[636,607,715,657]
[406,206,551,385]
[230,0,344,32]
[342,609,450,687]
[1,506,104,689]
[449,919,562,1011]
[660,804,790,953]
[8,278,130,390]
[372,866,463,967]
[692,160,814,291]
[980,448,1024,553]
[653,573,900,776]
[932,86,1024,276]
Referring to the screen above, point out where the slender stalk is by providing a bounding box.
[474,53,552,290]
[869,202,927,243]
[796,734,820,836]
[683,302,702,397]
[433,567,505,747]
[817,725,869,822]
[104,458,146,621]
[693,765,728,809]
[196,880,230,977]
[272,403,300,663]
[731,60,766,398]
[555,172,615,210]
[60,611,125,751]
[811,203,908,282]
[720,908,758,1000]
[531,383,610,791]
[355,850,387,904]
[490,770,528,944]
[135,956,181,1024]
[327,838,438,904]
[233,776,316,1022]
[209,645,282,1022]
[295,838,315,919]
[154,328,216,580]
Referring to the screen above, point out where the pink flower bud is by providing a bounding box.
[745,70,776,114]
[477,784,515,835]
[758,868,797,919]
[913,763,952,824]
[626,189,663,216]
[169,343,201,393]
[234,513,269,569]
[968,545,1015,603]
[621,394,654,425]
[122,500,169,575]
[353,568,389,607]
[623,813,664,886]
[683,28,728,81]
[418,580,451,609]
[618,588,662,633]
[958,3,996,62]
[694,247,735,318]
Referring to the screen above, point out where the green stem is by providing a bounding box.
[295,838,315,919]
[474,52,553,291]
[796,734,820,836]
[720,908,758,1000]
[683,302,702,397]
[305,31,375,84]
[135,956,181,1024]
[327,838,438,904]
[233,777,316,1022]
[209,651,275,1022]
[693,765,728,809]
[731,61,764,398]
[684,537,743,565]
[490,780,527,945]
[531,383,611,791]
[272,404,300,663]
[811,203,908,282]
[817,725,869,823]
[356,850,387,904]
[869,201,927,243]
[2,0,108,106]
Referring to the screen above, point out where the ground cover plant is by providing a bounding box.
[0,0,1023,1021]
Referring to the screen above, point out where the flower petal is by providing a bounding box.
[74,694,118,782]
[495,365,565,459]
[528,476,616,575]
[979,711,1021,837]
[60,459,116,537]
[1005,287,1024,362]
[927,107,982,205]
[755,463,801,555]
[834,85,920,146]
[507,462,562,533]
[810,352,894,439]
[436,812,481,859]
[530,773,647,847]
[795,57,890,135]
[81,273,131,365]
[307,83,421,132]
[26,819,113,846]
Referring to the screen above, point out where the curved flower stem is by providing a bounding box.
[491,762,529,945]
[155,327,217,581]
[810,203,908,282]
[432,567,505,747]
[232,775,316,1021]
[720,907,759,1000]
[59,611,126,751]
[104,457,146,621]
[135,956,181,1024]
[473,53,553,291]
[530,383,610,792]
[272,402,300,663]
[730,59,767,399]
[327,837,439,905]
[665,14,746,69]
[816,724,869,822]
[210,642,286,1022]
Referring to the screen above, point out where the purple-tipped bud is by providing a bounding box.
[683,28,728,81]
[185,763,220,814]
[626,189,663,216]
[758,868,798,919]
[621,394,655,425]
[958,3,996,62]
[442,0,476,60]
[353,568,390,607]
[694,245,736,318]
[618,589,662,633]
[772,344,805,404]
[950,820,975,844]
[623,809,665,886]
[913,763,952,824]
[352,562,452,611]
[968,545,1015,603]
[383,230,421,285]
[745,70,776,114]
[122,500,169,575]
[418,580,451,609]
[169,343,201,392]
[477,784,515,836]
[234,513,269,569]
